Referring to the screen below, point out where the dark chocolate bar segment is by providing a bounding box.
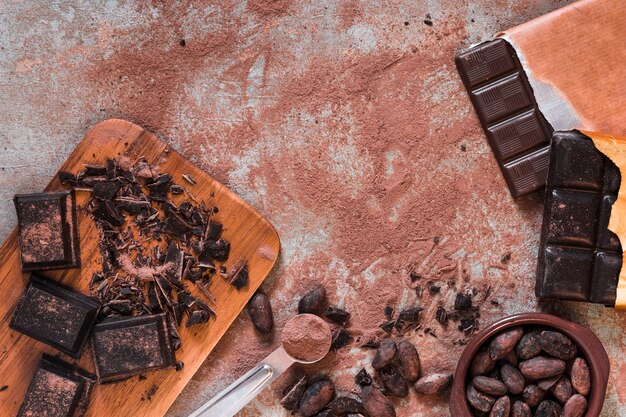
[536,131,622,305]
[10,274,101,357]
[456,39,553,197]
[17,354,95,417]
[14,190,81,271]
[91,313,176,383]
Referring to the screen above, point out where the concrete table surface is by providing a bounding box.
[1,1,624,416]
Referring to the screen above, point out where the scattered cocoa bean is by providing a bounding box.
[537,331,577,360]
[473,376,508,396]
[500,363,525,395]
[518,356,565,380]
[488,327,524,361]
[298,285,327,315]
[511,401,531,417]
[562,394,587,417]
[247,293,273,334]
[299,379,335,417]
[328,396,365,415]
[535,400,561,417]
[489,395,510,417]
[360,386,396,417]
[466,383,496,413]
[501,350,518,367]
[550,376,573,404]
[372,340,397,370]
[570,357,590,396]
[380,365,408,397]
[516,330,542,360]
[280,375,307,413]
[397,340,421,382]
[522,385,545,407]
[536,375,561,391]
[413,372,452,395]
[471,348,496,377]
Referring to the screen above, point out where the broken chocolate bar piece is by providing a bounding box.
[456,39,553,197]
[10,274,100,358]
[14,190,81,270]
[91,313,176,383]
[18,354,95,417]
[536,131,622,305]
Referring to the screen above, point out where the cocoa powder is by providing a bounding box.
[281,314,331,362]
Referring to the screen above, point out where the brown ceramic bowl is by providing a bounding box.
[449,312,609,417]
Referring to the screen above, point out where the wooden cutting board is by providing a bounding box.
[0,119,280,417]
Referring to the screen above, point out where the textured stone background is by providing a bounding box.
[1,1,625,416]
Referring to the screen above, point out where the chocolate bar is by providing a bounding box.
[14,190,81,271]
[10,274,101,357]
[455,39,554,197]
[536,131,622,305]
[91,313,176,383]
[17,354,95,417]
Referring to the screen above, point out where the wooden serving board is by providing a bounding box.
[0,119,280,417]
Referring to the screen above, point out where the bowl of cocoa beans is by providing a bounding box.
[449,312,609,417]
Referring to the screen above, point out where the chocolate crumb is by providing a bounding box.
[454,293,472,311]
[0,385,7,392]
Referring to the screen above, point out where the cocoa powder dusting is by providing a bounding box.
[281,314,331,362]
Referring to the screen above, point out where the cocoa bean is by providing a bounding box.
[536,375,561,391]
[328,396,365,415]
[489,395,510,417]
[280,375,307,413]
[521,385,545,407]
[312,410,333,417]
[518,356,565,380]
[570,357,590,396]
[511,401,531,417]
[397,340,421,382]
[473,376,508,396]
[516,330,542,360]
[247,293,273,334]
[499,363,525,395]
[562,394,587,417]
[360,386,396,417]
[413,372,452,395]
[550,376,573,404]
[372,340,397,370]
[488,327,524,360]
[535,400,562,417]
[380,365,408,397]
[471,348,496,377]
[299,379,335,417]
[466,383,496,413]
[298,285,327,315]
[538,331,577,360]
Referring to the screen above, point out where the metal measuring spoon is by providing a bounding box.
[188,314,332,417]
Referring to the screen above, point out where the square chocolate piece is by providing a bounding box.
[18,354,95,417]
[14,190,81,271]
[536,131,622,305]
[91,313,176,383]
[10,274,101,358]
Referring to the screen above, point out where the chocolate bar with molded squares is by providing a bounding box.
[455,39,554,197]
[536,130,622,305]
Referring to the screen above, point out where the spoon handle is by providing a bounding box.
[188,346,295,417]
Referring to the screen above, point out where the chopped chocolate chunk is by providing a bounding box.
[298,285,327,315]
[330,327,352,350]
[170,185,184,195]
[325,306,350,326]
[182,173,197,185]
[186,310,210,327]
[383,305,394,320]
[10,274,101,358]
[397,307,421,323]
[203,239,231,262]
[162,211,193,237]
[92,180,121,201]
[435,306,448,324]
[229,262,249,290]
[84,164,107,177]
[281,375,308,413]
[454,292,472,310]
[147,174,172,201]
[91,313,176,383]
[0,385,7,392]
[17,354,95,417]
[380,321,395,333]
[14,191,81,271]
[206,221,223,241]
[93,200,126,227]
[59,171,76,183]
